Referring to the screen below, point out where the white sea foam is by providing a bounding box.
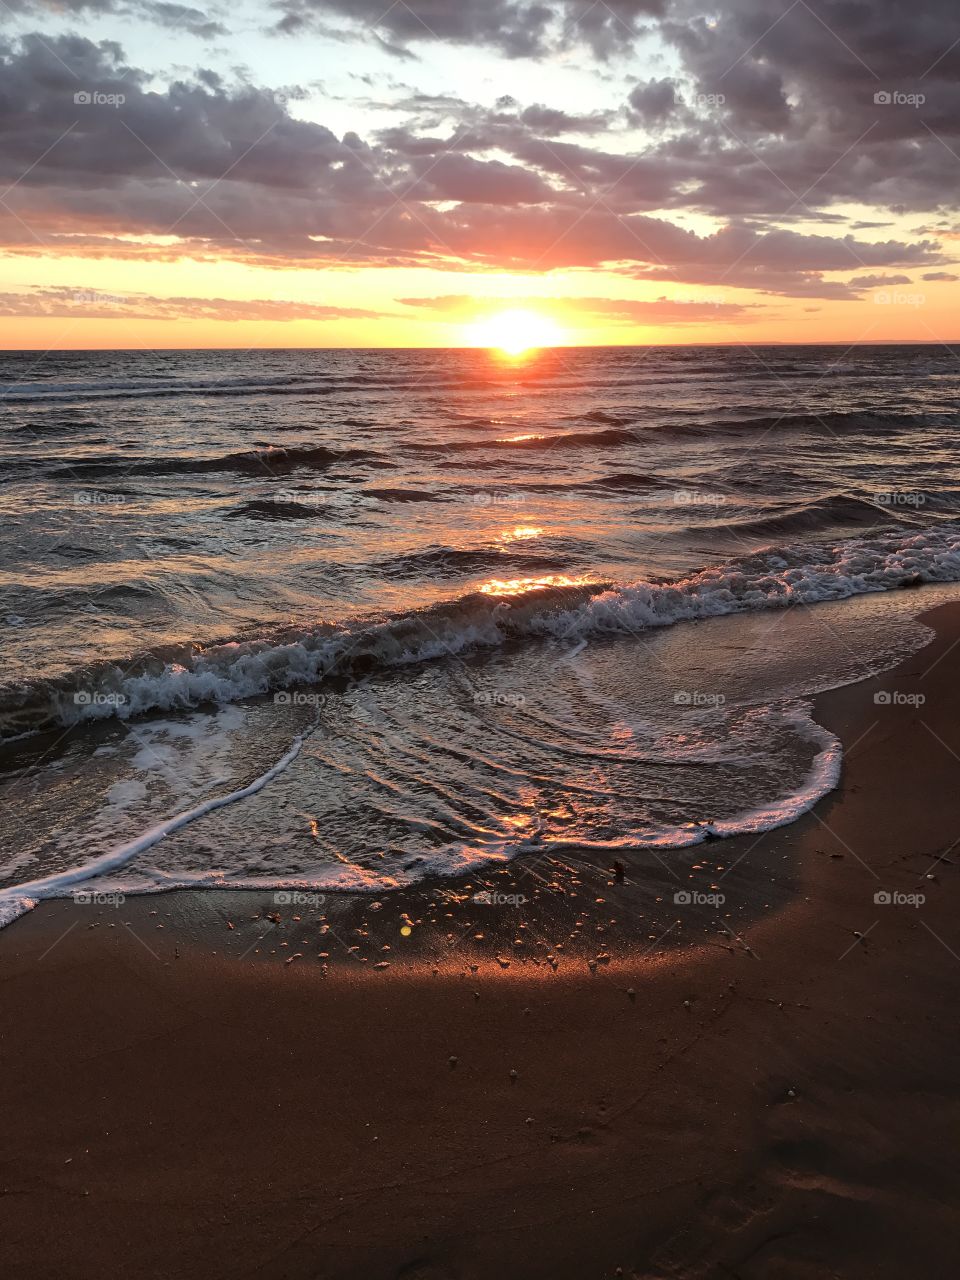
[30,526,960,734]
[0,719,313,929]
[0,697,843,930]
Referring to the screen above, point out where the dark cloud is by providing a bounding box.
[0,0,227,37]
[921,270,959,280]
[626,78,681,124]
[272,0,665,58]
[654,0,960,213]
[518,103,613,135]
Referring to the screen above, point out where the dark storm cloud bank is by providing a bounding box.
[0,15,956,291]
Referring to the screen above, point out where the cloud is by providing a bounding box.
[271,0,665,58]
[847,274,914,287]
[627,78,682,124]
[0,286,392,320]
[653,0,960,213]
[921,270,959,280]
[0,30,949,297]
[0,0,227,36]
[397,292,762,325]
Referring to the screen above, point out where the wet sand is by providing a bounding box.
[2,602,960,1279]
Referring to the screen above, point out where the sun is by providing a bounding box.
[465,308,564,356]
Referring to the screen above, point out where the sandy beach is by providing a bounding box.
[2,600,960,1279]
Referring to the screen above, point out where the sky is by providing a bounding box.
[0,0,958,348]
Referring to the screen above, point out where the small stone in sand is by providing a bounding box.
[285,953,303,965]
[509,1069,519,1083]
[449,1056,458,1069]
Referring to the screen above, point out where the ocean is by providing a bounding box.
[3,343,960,927]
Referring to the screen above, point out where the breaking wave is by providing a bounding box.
[4,524,960,742]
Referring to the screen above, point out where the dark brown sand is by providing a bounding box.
[3,603,960,1280]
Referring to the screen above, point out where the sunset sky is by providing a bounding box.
[0,0,958,348]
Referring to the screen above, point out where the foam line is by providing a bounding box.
[0,721,314,929]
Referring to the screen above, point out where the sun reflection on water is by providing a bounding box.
[498,525,543,543]
[479,573,593,597]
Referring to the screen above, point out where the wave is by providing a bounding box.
[4,525,960,741]
[411,426,642,455]
[688,493,908,537]
[50,443,385,480]
[699,409,960,436]
[225,498,339,521]
[376,546,574,579]
[581,472,666,491]
[364,487,446,503]
[401,411,956,460]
